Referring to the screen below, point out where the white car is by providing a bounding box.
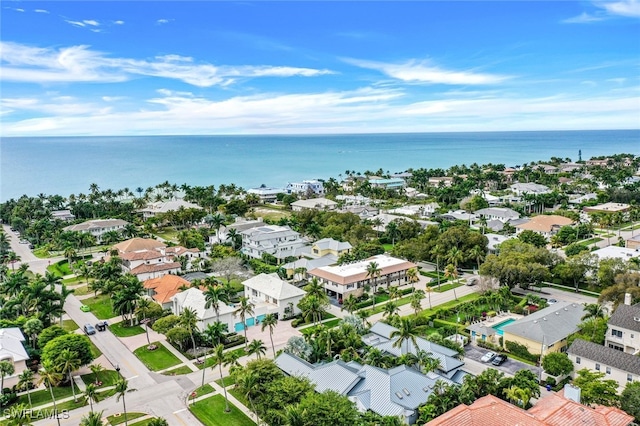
[481,351,497,362]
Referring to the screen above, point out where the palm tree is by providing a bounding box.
[236,369,261,422]
[260,313,278,358]
[146,419,169,426]
[0,360,14,395]
[504,385,531,408]
[430,244,444,290]
[115,378,134,426]
[38,361,63,426]
[234,296,255,348]
[135,299,154,346]
[246,339,267,360]
[203,284,230,323]
[5,402,32,425]
[84,383,99,413]
[444,264,459,300]
[406,267,419,292]
[226,228,241,250]
[469,245,485,272]
[390,317,418,354]
[211,344,231,413]
[56,349,81,402]
[89,364,106,385]
[410,289,426,314]
[365,261,382,307]
[382,301,399,319]
[179,307,199,356]
[342,294,358,314]
[388,286,400,301]
[80,410,104,426]
[17,369,34,408]
[304,277,325,298]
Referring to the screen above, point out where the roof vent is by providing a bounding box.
[395,392,404,399]
[634,317,640,322]
[533,320,538,323]
[543,317,547,321]
[403,388,411,396]
[423,387,429,392]
[564,307,568,311]
[555,312,559,315]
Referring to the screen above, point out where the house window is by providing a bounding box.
[595,363,600,371]
[628,374,633,382]
[611,329,623,338]
[609,343,624,351]
[632,334,635,339]
[576,357,581,364]
[606,367,611,375]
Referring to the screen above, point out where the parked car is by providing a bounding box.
[80,305,90,312]
[96,321,108,332]
[467,278,478,286]
[480,351,497,362]
[83,324,97,335]
[19,239,29,244]
[548,299,558,304]
[492,354,507,366]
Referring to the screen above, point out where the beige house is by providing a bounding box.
[308,238,352,258]
[63,218,128,243]
[308,254,417,301]
[583,202,631,214]
[0,328,29,388]
[515,215,574,239]
[139,199,202,219]
[605,299,640,354]
[500,302,585,356]
[112,237,191,281]
[568,339,640,391]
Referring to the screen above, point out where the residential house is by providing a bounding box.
[514,215,574,239]
[591,246,640,263]
[369,213,437,233]
[568,193,598,205]
[305,238,352,259]
[500,302,586,356]
[112,237,181,281]
[567,339,640,391]
[485,233,512,254]
[474,207,520,223]
[246,186,284,203]
[286,179,325,196]
[425,389,633,426]
[584,202,631,214]
[428,176,454,187]
[626,235,640,250]
[275,352,454,425]
[341,205,379,219]
[242,273,306,320]
[368,178,406,190]
[586,158,611,167]
[388,204,439,218]
[536,164,559,174]
[559,163,583,173]
[143,274,190,309]
[51,209,75,221]
[171,287,235,333]
[63,218,129,243]
[308,254,417,301]
[0,328,29,388]
[439,210,477,222]
[510,182,551,196]
[290,197,337,212]
[282,255,338,280]
[240,225,310,261]
[139,199,202,219]
[605,298,640,354]
[209,217,265,244]
[336,194,371,205]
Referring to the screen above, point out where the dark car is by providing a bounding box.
[492,354,507,366]
[83,323,97,335]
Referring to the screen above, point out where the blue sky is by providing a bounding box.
[1,1,639,136]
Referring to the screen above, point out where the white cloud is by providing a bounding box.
[598,0,640,17]
[0,42,334,86]
[156,19,171,25]
[607,77,627,84]
[562,12,605,23]
[345,58,509,85]
[83,20,100,26]
[34,9,49,14]
[113,20,124,25]
[65,20,86,28]
[15,8,24,12]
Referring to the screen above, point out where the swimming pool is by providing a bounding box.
[491,318,517,336]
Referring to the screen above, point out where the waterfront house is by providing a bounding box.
[286,179,325,196]
[240,224,310,262]
[246,186,284,203]
[63,218,128,243]
[368,177,406,190]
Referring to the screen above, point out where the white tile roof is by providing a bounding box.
[0,328,29,362]
[242,273,306,300]
[171,288,234,321]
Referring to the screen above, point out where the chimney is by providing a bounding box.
[564,383,581,403]
[625,293,632,306]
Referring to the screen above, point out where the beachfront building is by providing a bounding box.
[567,339,640,391]
[240,225,310,262]
[286,179,325,196]
[368,177,406,190]
[500,302,585,356]
[242,273,306,319]
[143,274,190,309]
[514,214,574,239]
[171,288,235,332]
[246,186,284,203]
[139,199,202,219]
[0,328,29,389]
[290,197,338,212]
[63,218,129,243]
[275,352,454,425]
[308,254,417,301]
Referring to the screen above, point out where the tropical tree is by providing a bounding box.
[146,418,169,426]
[443,264,459,300]
[382,301,399,319]
[115,378,135,426]
[89,364,106,385]
[38,361,63,426]
[134,299,154,346]
[80,411,104,426]
[179,307,199,354]
[390,317,418,354]
[406,267,419,291]
[504,385,531,408]
[17,369,34,408]
[234,296,255,349]
[235,368,261,421]
[298,294,327,326]
[211,344,231,413]
[5,402,32,426]
[247,339,267,360]
[0,361,15,395]
[84,383,99,413]
[469,245,486,271]
[365,261,382,306]
[342,294,358,314]
[411,289,426,314]
[260,313,278,358]
[56,349,82,402]
[203,283,230,323]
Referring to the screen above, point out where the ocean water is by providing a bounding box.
[1,130,638,201]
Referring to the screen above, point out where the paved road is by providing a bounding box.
[464,343,540,378]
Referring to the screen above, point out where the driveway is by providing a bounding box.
[465,343,540,378]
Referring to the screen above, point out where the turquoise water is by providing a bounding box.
[1,130,638,200]
[492,318,517,336]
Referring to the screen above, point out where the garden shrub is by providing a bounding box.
[477,340,501,352]
[433,319,459,329]
[505,341,540,363]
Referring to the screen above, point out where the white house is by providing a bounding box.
[51,210,75,221]
[0,328,29,388]
[63,218,128,243]
[605,298,640,354]
[473,207,520,223]
[139,199,202,219]
[240,225,310,261]
[591,246,640,263]
[290,198,338,212]
[171,288,235,333]
[286,180,325,196]
[242,273,306,319]
[510,182,551,196]
[568,339,640,391]
[247,186,284,203]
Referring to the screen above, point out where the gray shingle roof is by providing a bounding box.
[608,303,640,333]
[500,302,585,345]
[567,339,640,376]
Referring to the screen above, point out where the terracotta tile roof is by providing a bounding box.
[120,250,164,261]
[130,262,180,275]
[143,274,189,304]
[529,392,633,426]
[113,237,166,253]
[425,395,543,426]
[515,215,574,233]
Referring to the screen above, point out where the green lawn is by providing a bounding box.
[154,227,179,242]
[47,259,74,277]
[431,282,464,293]
[190,395,255,426]
[84,294,117,319]
[300,318,341,335]
[198,348,247,370]
[81,369,122,388]
[193,384,215,398]
[107,412,146,425]
[228,387,250,409]
[215,376,236,388]
[580,237,603,245]
[418,293,481,318]
[62,319,79,332]
[16,384,81,408]
[71,284,92,295]
[162,365,193,375]
[110,322,146,337]
[133,343,181,371]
